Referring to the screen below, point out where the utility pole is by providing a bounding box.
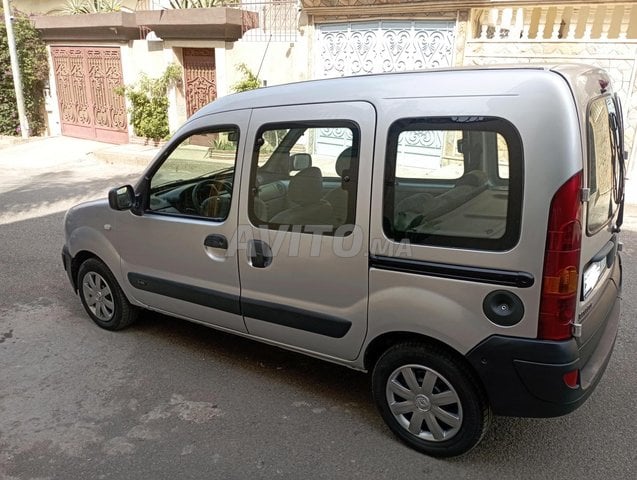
[2,0,29,138]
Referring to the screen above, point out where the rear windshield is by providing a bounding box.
[587,96,619,233]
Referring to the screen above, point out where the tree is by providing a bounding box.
[0,7,48,136]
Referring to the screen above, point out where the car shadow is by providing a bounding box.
[128,310,381,426]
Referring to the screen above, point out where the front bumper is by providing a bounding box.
[466,288,621,418]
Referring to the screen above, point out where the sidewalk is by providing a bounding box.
[0,136,149,224]
[90,141,160,168]
[0,135,158,171]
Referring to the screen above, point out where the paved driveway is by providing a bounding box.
[0,137,636,479]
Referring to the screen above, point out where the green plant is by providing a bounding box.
[231,63,261,93]
[116,64,182,142]
[168,0,237,8]
[53,0,122,14]
[0,8,48,136]
[210,134,237,151]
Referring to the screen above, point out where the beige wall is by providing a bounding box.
[225,34,311,92]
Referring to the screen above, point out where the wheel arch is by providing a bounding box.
[363,331,475,375]
[70,250,101,291]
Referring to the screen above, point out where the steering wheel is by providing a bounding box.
[191,179,233,217]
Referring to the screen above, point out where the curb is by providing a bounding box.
[90,146,159,168]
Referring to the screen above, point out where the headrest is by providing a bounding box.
[335,147,353,177]
[288,167,324,205]
[396,193,434,213]
[455,170,487,187]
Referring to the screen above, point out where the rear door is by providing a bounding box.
[577,94,624,344]
[236,102,376,360]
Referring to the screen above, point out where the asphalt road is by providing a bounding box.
[0,138,635,479]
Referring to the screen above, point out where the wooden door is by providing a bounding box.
[183,48,217,118]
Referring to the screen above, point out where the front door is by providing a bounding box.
[237,102,376,360]
[116,110,249,332]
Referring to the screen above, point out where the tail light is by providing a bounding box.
[538,172,583,340]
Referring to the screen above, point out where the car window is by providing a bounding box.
[587,96,616,233]
[384,116,523,251]
[249,122,360,234]
[148,128,239,220]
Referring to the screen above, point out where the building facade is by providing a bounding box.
[12,0,637,165]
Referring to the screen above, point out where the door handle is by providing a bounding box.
[204,234,228,249]
[247,240,273,268]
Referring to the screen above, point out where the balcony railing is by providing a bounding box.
[474,3,637,40]
[239,1,300,42]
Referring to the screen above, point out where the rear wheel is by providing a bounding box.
[77,258,137,330]
[371,342,491,457]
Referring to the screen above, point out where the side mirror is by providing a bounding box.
[108,185,135,211]
[290,153,312,171]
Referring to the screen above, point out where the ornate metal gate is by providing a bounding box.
[317,20,456,78]
[315,21,455,164]
[183,48,217,118]
[50,46,128,144]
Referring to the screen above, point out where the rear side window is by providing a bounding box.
[383,117,523,250]
[249,122,360,233]
[587,96,616,233]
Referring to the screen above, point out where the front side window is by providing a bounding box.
[384,117,523,250]
[249,122,360,234]
[587,96,617,233]
[148,128,239,220]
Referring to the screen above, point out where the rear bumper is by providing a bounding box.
[466,280,621,417]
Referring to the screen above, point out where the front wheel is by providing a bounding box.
[371,342,491,457]
[77,258,138,331]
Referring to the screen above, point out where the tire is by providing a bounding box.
[371,342,491,458]
[77,258,138,331]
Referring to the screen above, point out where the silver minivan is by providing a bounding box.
[62,65,624,457]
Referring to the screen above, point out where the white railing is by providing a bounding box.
[239,1,300,42]
[475,3,637,40]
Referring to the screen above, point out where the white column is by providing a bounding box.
[513,8,524,40]
[2,0,29,137]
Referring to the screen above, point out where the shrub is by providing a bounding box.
[116,64,182,142]
[231,63,260,93]
[168,0,237,8]
[51,1,121,15]
[0,8,48,136]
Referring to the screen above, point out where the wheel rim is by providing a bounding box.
[82,272,115,322]
[385,364,463,442]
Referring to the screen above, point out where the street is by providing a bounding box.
[0,137,635,479]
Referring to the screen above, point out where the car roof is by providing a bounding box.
[189,64,607,123]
